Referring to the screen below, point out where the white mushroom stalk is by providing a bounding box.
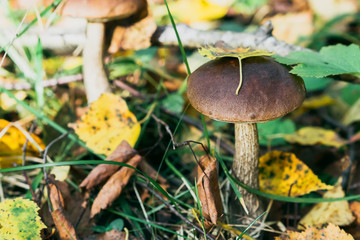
[83,22,111,103]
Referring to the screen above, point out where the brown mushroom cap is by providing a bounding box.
[58,0,147,22]
[187,57,306,123]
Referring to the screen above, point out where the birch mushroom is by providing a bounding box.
[187,56,306,220]
[58,0,146,103]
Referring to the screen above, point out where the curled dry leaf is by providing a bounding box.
[196,155,223,226]
[259,151,333,196]
[91,154,142,217]
[299,178,354,227]
[80,140,136,189]
[51,210,78,240]
[49,183,78,240]
[275,223,354,240]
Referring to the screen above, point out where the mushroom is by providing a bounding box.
[187,56,306,219]
[58,0,147,103]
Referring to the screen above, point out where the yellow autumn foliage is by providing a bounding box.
[275,223,354,240]
[284,127,346,148]
[0,198,46,240]
[0,119,45,168]
[259,151,333,196]
[73,93,141,156]
[299,178,354,227]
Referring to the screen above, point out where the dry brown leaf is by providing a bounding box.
[350,201,360,224]
[197,155,223,226]
[108,8,156,53]
[97,229,139,240]
[91,154,142,217]
[275,223,354,240]
[80,141,136,189]
[138,160,169,188]
[49,183,78,240]
[299,178,354,227]
[263,11,314,44]
[51,209,78,240]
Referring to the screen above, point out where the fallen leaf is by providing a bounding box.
[50,166,70,181]
[91,154,142,217]
[97,229,128,240]
[284,127,346,148]
[350,201,360,224]
[293,94,335,117]
[199,45,273,94]
[198,45,273,60]
[138,160,169,188]
[51,210,78,240]
[108,8,157,52]
[156,0,230,24]
[263,11,314,44]
[0,119,45,162]
[343,98,360,126]
[197,155,223,226]
[275,223,354,240]
[72,93,141,156]
[0,198,46,240]
[49,183,78,240]
[259,151,333,196]
[299,178,354,227]
[80,140,136,189]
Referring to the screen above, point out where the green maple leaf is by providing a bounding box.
[273,44,360,78]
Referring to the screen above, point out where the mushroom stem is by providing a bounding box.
[232,122,263,219]
[83,22,111,103]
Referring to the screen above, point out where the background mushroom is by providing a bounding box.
[187,56,306,220]
[58,0,147,103]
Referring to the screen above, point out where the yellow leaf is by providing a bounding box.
[343,98,360,126]
[198,46,273,94]
[0,119,45,163]
[198,45,273,60]
[0,91,27,111]
[73,93,140,156]
[284,127,346,148]
[299,178,354,227]
[259,151,333,196]
[50,166,70,181]
[0,198,46,240]
[167,0,229,23]
[293,94,335,117]
[275,223,354,240]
